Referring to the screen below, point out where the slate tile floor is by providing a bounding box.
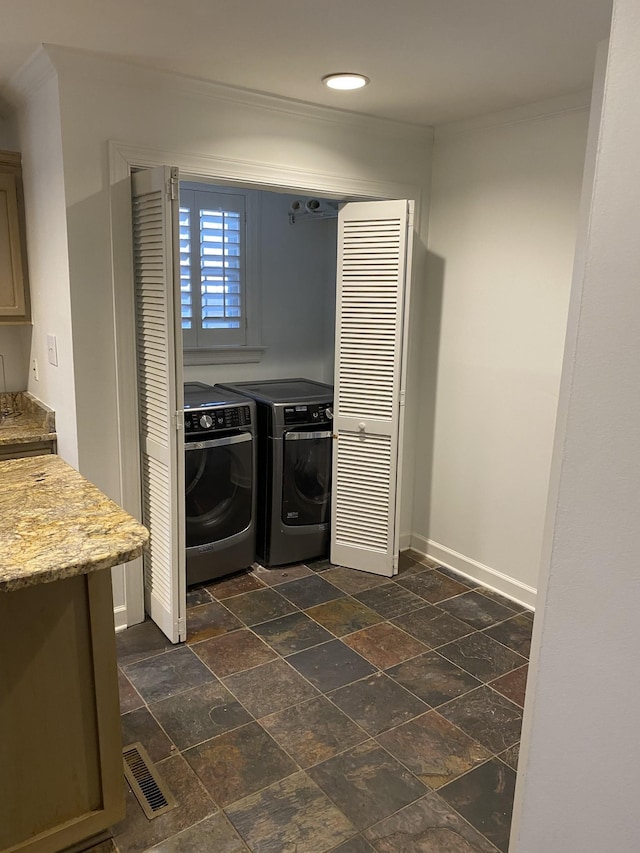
[111,553,533,853]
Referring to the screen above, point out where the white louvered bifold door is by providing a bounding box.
[131,166,186,643]
[331,199,414,576]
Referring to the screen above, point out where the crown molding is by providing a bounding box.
[434,89,592,141]
[45,44,432,143]
[1,47,57,109]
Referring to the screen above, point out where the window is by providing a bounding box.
[179,183,261,363]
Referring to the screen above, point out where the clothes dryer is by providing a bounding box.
[183,382,256,584]
[216,378,333,566]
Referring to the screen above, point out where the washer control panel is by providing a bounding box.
[184,405,252,434]
[283,403,333,425]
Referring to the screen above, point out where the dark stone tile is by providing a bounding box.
[343,623,427,670]
[523,608,535,621]
[476,587,521,612]
[391,606,472,647]
[186,585,213,608]
[150,681,252,751]
[397,551,430,575]
[277,574,345,609]
[363,792,497,852]
[151,812,248,852]
[331,838,376,853]
[378,711,490,789]
[226,771,355,852]
[118,668,144,714]
[439,758,516,852]
[184,722,297,807]
[113,754,216,853]
[308,741,427,831]
[192,629,277,677]
[206,571,265,600]
[329,672,428,736]
[223,588,297,627]
[322,566,390,594]
[306,597,383,637]
[305,558,332,572]
[484,613,533,658]
[252,563,313,586]
[489,665,528,707]
[499,743,520,771]
[354,583,425,619]
[439,686,523,754]
[438,632,526,682]
[121,706,175,762]
[116,619,172,667]
[287,640,377,692]
[397,570,469,604]
[223,659,318,718]
[261,696,367,768]
[252,611,333,655]
[186,601,243,644]
[124,646,215,704]
[438,591,516,630]
[85,841,117,852]
[433,564,480,588]
[387,652,481,707]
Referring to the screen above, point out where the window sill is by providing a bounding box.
[183,346,267,366]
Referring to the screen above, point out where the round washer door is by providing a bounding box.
[281,429,332,526]
[185,433,253,547]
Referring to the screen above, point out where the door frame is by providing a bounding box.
[108,140,421,627]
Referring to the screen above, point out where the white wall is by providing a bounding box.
[11,64,78,466]
[0,326,31,390]
[39,48,430,621]
[512,11,640,847]
[186,189,337,388]
[412,99,590,606]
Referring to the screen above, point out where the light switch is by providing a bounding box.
[46,334,58,367]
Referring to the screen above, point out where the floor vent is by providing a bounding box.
[123,742,177,820]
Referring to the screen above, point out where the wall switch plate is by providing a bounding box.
[31,358,39,381]
[46,334,58,367]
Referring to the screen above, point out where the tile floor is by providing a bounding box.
[110,553,533,853]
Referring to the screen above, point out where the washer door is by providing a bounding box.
[282,429,332,526]
[185,432,253,548]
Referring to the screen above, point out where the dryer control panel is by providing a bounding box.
[283,403,332,425]
[184,405,252,434]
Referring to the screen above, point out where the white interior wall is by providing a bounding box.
[512,9,640,846]
[412,100,590,606]
[10,64,78,466]
[43,47,430,620]
[185,189,337,388]
[0,326,31,390]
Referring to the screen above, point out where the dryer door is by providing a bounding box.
[282,429,332,526]
[185,432,253,547]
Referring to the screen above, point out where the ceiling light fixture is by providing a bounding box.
[322,73,369,91]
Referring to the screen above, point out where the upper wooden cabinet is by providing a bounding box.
[0,150,31,323]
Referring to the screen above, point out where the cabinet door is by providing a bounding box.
[0,171,29,320]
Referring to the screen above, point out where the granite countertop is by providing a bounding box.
[0,390,57,446]
[0,455,149,592]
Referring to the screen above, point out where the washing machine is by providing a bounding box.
[183,382,256,584]
[216,378,333,566]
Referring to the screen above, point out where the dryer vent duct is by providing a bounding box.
[289,198,338,223]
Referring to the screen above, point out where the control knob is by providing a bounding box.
[325,406,334,420]
[199,413,213,429]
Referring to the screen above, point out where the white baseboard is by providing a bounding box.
[113,604,129,632]
[399,531,412,552]
[410,534,536,611]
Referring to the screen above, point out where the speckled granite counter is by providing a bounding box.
[0,390,56,446]
[0,454,149,592]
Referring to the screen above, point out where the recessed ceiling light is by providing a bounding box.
[322,73,369,91]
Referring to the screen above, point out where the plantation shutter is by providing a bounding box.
[131,166,186,643]
[331,199,414,576]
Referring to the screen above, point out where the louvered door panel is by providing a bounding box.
[132,166,186,643]
[331,200,413,576]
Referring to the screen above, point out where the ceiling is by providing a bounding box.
[0,0,613,126]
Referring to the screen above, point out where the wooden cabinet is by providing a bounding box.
[0,150,30,323]
[0,438,56,461]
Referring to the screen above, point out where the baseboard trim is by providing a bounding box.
[113,604,128,632]
[410,535,536,611]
